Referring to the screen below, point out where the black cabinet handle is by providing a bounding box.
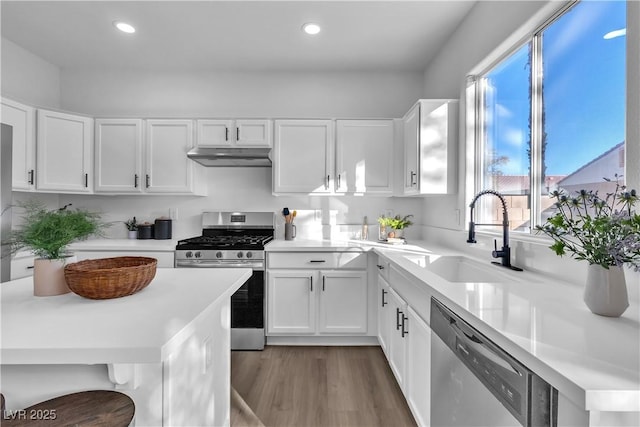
[309,260,326,263]
[26,265,34,270]
[84,173,88,187]
[134,174,139,188]
[28,169,35,185]
[338,174,341,188]
[376,264,384,270]
[310,276,313,292]
[381,289,388,307]
[322,275,325,291]
[146,174,150,188]
[410,171,417,186]
[225,127,229,141]
[396,308,402,330]
[236,127,240,141]
[401,314,408,338]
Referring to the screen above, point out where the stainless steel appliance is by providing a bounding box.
[175,212,274,350]
[430,298,557,427]
[1,124,13,283]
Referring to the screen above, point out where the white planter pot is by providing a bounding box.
[584,264,629,317]
[128,230,138,239]
[33,255,77,297]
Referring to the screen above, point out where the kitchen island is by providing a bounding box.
[1,267,251,426]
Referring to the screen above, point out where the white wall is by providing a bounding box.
[1,38,61,108]
[60,69,424,119]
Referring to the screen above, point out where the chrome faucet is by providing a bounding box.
[467,190,523,271]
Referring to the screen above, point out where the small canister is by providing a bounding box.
[137,223,154,239]
[154,218,172,240]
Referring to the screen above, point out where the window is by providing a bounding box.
[472,0,626,233]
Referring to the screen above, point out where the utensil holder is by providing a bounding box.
[284,223,296,241]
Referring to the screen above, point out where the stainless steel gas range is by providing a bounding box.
[175,211,274,350]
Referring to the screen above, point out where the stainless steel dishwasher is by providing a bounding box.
[430,298,557,427]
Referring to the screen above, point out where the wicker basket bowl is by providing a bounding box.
[64,256,157,300]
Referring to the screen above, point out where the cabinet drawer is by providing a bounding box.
[267,252,366,269]
[11,255,35,280]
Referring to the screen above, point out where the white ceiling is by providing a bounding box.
[1,1,475,72]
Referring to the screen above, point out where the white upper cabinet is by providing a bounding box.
[1,98,36,191]
[145,119,202,194]
[94,119,143,193]
[36,109,93,193]
[403,99,458,196]
[196,119,271,147]
[403,104,420,195]
[273,120,334,194]
[335,120,394,194]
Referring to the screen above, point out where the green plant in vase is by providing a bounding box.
[4,200,108,296]
[378,214,413,239]
[536,176,639,317]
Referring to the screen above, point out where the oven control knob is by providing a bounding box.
[246,252,253,259]
[195,251,201,258]
[216,251,223,259]
[186,251,193,258]
[237,252,244,258]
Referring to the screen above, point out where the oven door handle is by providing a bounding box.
[176,260,264,270]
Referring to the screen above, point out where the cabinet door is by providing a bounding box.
[196,119,234,147]
[335,120,393,194]
[273,120,334,193]
[145,119,194,193]
[1,98,35,191]
[419,100,458,194]
[406,306,431,427]
[94,119,143,193]
[403,104,420,195]
[388,287,408,390]
[36,109,93,193]
[267,270,316,334]
[236,119,272,147]
[318,270,367,334]
[377,274,392,356]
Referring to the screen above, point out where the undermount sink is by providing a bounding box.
[403,254,508,283]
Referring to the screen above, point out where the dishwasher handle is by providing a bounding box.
[451,321,522,376]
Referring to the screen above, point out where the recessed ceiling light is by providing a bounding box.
[302,23,321,35]
[113,21,136,34]
[604,28,626,40]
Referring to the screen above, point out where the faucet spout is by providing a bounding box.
[467,190,522,271]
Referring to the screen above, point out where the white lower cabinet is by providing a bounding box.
[378,256,432,427]
[267,270,316,334]
[377,274,391,356]
[318,270,367,334]
[388,287,408,390]
[406,306,431,427]
[266,251,368,337]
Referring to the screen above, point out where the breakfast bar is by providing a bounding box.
[1,268,251,426]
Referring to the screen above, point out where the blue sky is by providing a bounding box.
[486,0,626,176]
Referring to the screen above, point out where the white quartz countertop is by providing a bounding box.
[1,268,250,365]
[265,238,640,413]
[69,238,178,252]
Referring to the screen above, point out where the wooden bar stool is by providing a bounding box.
[1,390,135,427]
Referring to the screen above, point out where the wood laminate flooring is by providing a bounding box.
[231,346,417,427]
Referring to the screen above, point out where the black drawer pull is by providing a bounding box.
[309,260,326,263]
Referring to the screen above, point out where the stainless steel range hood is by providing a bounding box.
[187,147,272,167]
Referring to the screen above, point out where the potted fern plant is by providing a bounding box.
[5,201,108,296]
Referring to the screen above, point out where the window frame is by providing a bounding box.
[465,0,628,238]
